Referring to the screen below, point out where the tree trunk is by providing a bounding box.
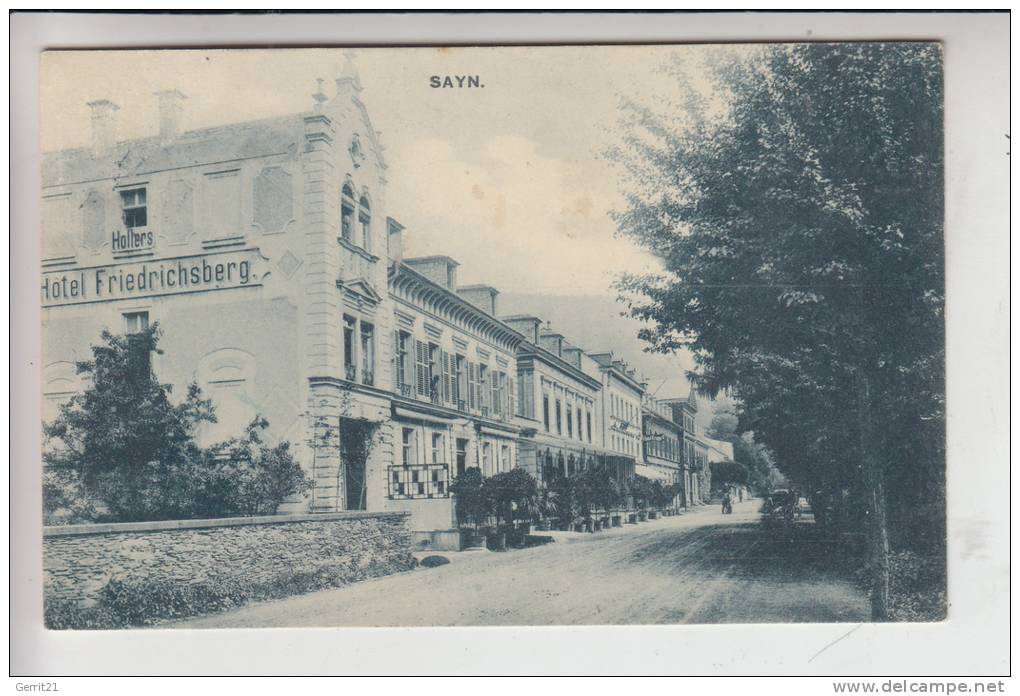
[855,368,891,621]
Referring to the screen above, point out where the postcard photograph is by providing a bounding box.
[36,44,946,630]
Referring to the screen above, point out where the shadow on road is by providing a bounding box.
[622,516,869,622]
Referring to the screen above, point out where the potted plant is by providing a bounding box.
[449,467,490,549]
[483,468,539,551]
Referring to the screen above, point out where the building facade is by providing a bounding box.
[384,255,524,531]
[640,396,685,509]
[41,61,397,518]
[503,316,620,484]
[589,352,646,474]
[40,61,714,533]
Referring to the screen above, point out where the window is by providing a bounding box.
[431,432,445,464]
[467,361,478,410]
[394,331,410,393]
[123,311,149,334]
[478,365,489,413]
[343,316,357,380]
[120,188,147,228]
[340,184,355,242]
[123,311,152,376]
[360,322,374,385]
[389,463,449,499]
[566,405,573,438]
[481,442,492,476]
[358,196,372,252]
[491,370,502,417]
[542,394,550,432]
[518,372,534,419]
[428,343,440,402]
[454,354,466,408]
[401,428,414,466]
[500,445,510,473]
[414,340,430,397]
[555,399,562,434]
[586,410,593,442]
[440,350,454,405]
[455,438,469,476]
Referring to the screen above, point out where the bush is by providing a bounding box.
[483,468,538,527]
[42,327,310,523]
[848,548,946,623]
[449,467,489,528]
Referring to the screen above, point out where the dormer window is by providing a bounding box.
[358,195,371,252]
[341,183,355,242]
[120,188,147,228]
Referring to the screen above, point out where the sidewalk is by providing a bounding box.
[524,499,757,545]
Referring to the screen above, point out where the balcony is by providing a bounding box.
[362,370,374,387]
[344,363,357,382]
[388,463,450,499]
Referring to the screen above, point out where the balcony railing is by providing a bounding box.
[362,370,374,387]
[344,364,357,381]
[388,463,450,499]
[398,382,415,399]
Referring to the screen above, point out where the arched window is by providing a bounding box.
[197,348,257,447]
[358,195,372,252]
[42,361,82,428]
[340,183,355,242]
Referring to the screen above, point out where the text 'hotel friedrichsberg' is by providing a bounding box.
[41,58,725,544]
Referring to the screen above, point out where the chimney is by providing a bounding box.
[387,217,405,262]
[457,285,499,315]
[405,256,460,290]
[155,90,186,144]
[501,315,542,343]
[562,346,584,369]
[335,50,363,97]
[87,100,119,158]
[538,330,564,357]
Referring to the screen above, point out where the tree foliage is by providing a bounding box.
[483,468,539,526]
[610,44,944,617]
[43,325,310,523]
[449,467,489,528]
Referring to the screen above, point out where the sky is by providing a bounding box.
[40,46,727,415]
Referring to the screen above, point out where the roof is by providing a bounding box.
[42,113,307,188]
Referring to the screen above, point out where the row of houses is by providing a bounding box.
[40,58,729,542]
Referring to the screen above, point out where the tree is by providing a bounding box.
[573,465,625,522]
[197,417,311,517]
[449,467,490,528]
[43,325,216,521]
[708,407,780,494]
[43,325,310,522]
[610,44,944,620]
[483,468,539,527]
[709,460,749,494]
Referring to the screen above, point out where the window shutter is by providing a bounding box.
[415,340,428,396]
[441,350,452,404]
[467,361,476,409]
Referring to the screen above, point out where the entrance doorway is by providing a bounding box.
[340,418,378,511]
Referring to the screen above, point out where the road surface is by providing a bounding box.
[175,499,869,628]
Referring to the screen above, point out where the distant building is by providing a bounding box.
[661,393,704,505]
[640,396,685,509]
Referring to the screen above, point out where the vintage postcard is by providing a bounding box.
[37,43,947,632]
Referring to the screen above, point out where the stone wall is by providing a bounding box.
[44,511,414,607]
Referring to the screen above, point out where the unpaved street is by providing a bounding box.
[176,500,869,628]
